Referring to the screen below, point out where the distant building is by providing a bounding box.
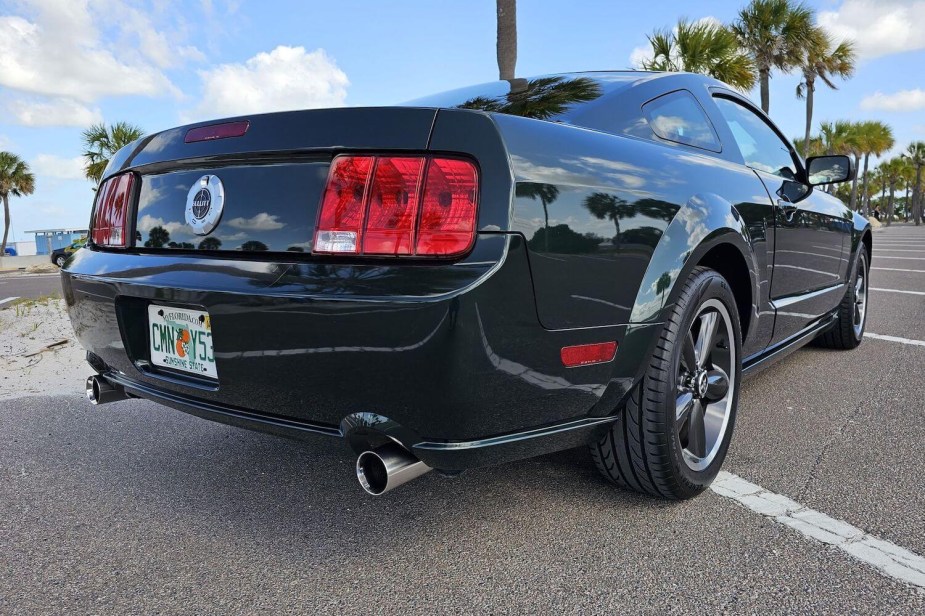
[27,228,89,256]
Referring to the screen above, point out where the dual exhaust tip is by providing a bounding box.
[87,374,427,496]
[356,443,432,496]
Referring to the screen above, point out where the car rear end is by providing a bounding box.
[62,106,627,473]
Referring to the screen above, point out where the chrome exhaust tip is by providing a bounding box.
[356,443,432,496]
[85,375,128,406]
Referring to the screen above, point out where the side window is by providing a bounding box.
[713,96,798,179]
[641,90,721,152]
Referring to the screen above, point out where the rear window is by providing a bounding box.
[400,73,638,123]
[641,90,720,152]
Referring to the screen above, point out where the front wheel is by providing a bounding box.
[55,255,66,267]
[590,267,742,499]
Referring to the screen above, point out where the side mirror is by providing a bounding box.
[806,155,855,186]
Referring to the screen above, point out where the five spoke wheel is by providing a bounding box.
[675,298,735,471]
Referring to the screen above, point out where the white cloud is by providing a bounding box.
[137,214,188,236]
[860,89,925,111]
[227,212,285,230]
[0,134,14,151]
[189,46,348,120]
[31,154,87,181]
[818,0,925,59]
[7,97,103,127]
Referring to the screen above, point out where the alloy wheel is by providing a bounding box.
[675,298,736,472]
[853,254,867,338]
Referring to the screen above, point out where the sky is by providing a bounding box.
[1,0,924,242]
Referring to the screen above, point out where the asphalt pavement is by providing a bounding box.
[2,225,925,614]
[0,272,63,303]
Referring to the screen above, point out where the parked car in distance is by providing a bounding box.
[3,246,17,256]
[63,71,869,498]
[51,237,86,267]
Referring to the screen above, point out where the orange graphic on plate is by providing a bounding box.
[175,328,191,357]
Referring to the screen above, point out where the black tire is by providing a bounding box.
[815,248,868,350]
[590,267,742,499]
[55,255,66,267]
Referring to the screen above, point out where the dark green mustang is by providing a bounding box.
[64,71,870,498]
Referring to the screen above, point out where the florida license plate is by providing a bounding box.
[147,305,217,379]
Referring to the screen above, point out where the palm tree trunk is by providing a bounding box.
[1,193,9,255]
[860,153,871,217]
[887,185,895,226]
[849,153,861,212]
[802,80,814,159]
[915,165,923,226]
[759,67,770,114]
[496,0,517,81]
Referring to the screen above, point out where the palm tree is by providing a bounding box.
[0,152,36,255]
[459,76,602,120]
[880,158,908,225]
[82,122,145,185]
[640,19,756,90]
[904,142,925,225]
[854,121,894,216]
[793,134,824,158]
[583,192,632,247]
[496,0,517,80]
[797,29,855,159]
[818,120,854,195]
[515,182,559,251]
[733,0,816,113]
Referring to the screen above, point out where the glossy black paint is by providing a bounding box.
[65,71,870,472]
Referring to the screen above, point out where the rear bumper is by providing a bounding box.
[63,234,655,470]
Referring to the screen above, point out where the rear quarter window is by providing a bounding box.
[638,90,721,152]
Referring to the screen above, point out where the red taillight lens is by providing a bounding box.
[417,158,479,256]
[560,342,618,367]
[314,156,374,254]
[91,173,135,247]
[313,155,478,258]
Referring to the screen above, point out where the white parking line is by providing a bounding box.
[874,249,925,253]
[874,256,925,260]
[871,267,925,273]
[864,332,925,347]
[712,472,925,589]
[0,296,20,306]
[870,287,925,296]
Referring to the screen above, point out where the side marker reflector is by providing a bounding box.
[560,341,617,367]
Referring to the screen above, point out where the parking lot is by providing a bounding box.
[2,224,924,613]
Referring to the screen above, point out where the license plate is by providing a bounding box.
[147,305,217,379]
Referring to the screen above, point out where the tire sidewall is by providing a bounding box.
[666,272,743,490]
[849,248,869,343]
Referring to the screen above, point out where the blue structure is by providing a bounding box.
[27,228,88,256]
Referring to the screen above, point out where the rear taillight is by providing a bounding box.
[313,155,478,257]
[91,173,135,247]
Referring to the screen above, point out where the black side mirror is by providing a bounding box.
[806,155,855,186]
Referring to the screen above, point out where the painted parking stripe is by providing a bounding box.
[0,296,20,306]
[873,256,925,260]
[864,332,925,347]
[870,287,925,296]
[874,249,925,253]
[871,267,925,273]
[711,472,925,589]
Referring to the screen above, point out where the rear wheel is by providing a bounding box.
[590,267,742,499]
[815,248,868,350]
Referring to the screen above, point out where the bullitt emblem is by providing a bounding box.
[185,175,225,235]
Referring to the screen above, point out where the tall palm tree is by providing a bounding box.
[733,0,815,113]
[797,29,855,159]
[854,121,894,216]
[0,152,36,255]
[904,142,925,225]
[880,157,907,226]
[818,120,854,195]
[496,0,517,80]
[793,134,824,158]
[82,122,145,185]
[640,19,756,90]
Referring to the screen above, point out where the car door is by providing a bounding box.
[711,94,849,344]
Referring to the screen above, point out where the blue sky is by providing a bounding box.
[2,0,924,242]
